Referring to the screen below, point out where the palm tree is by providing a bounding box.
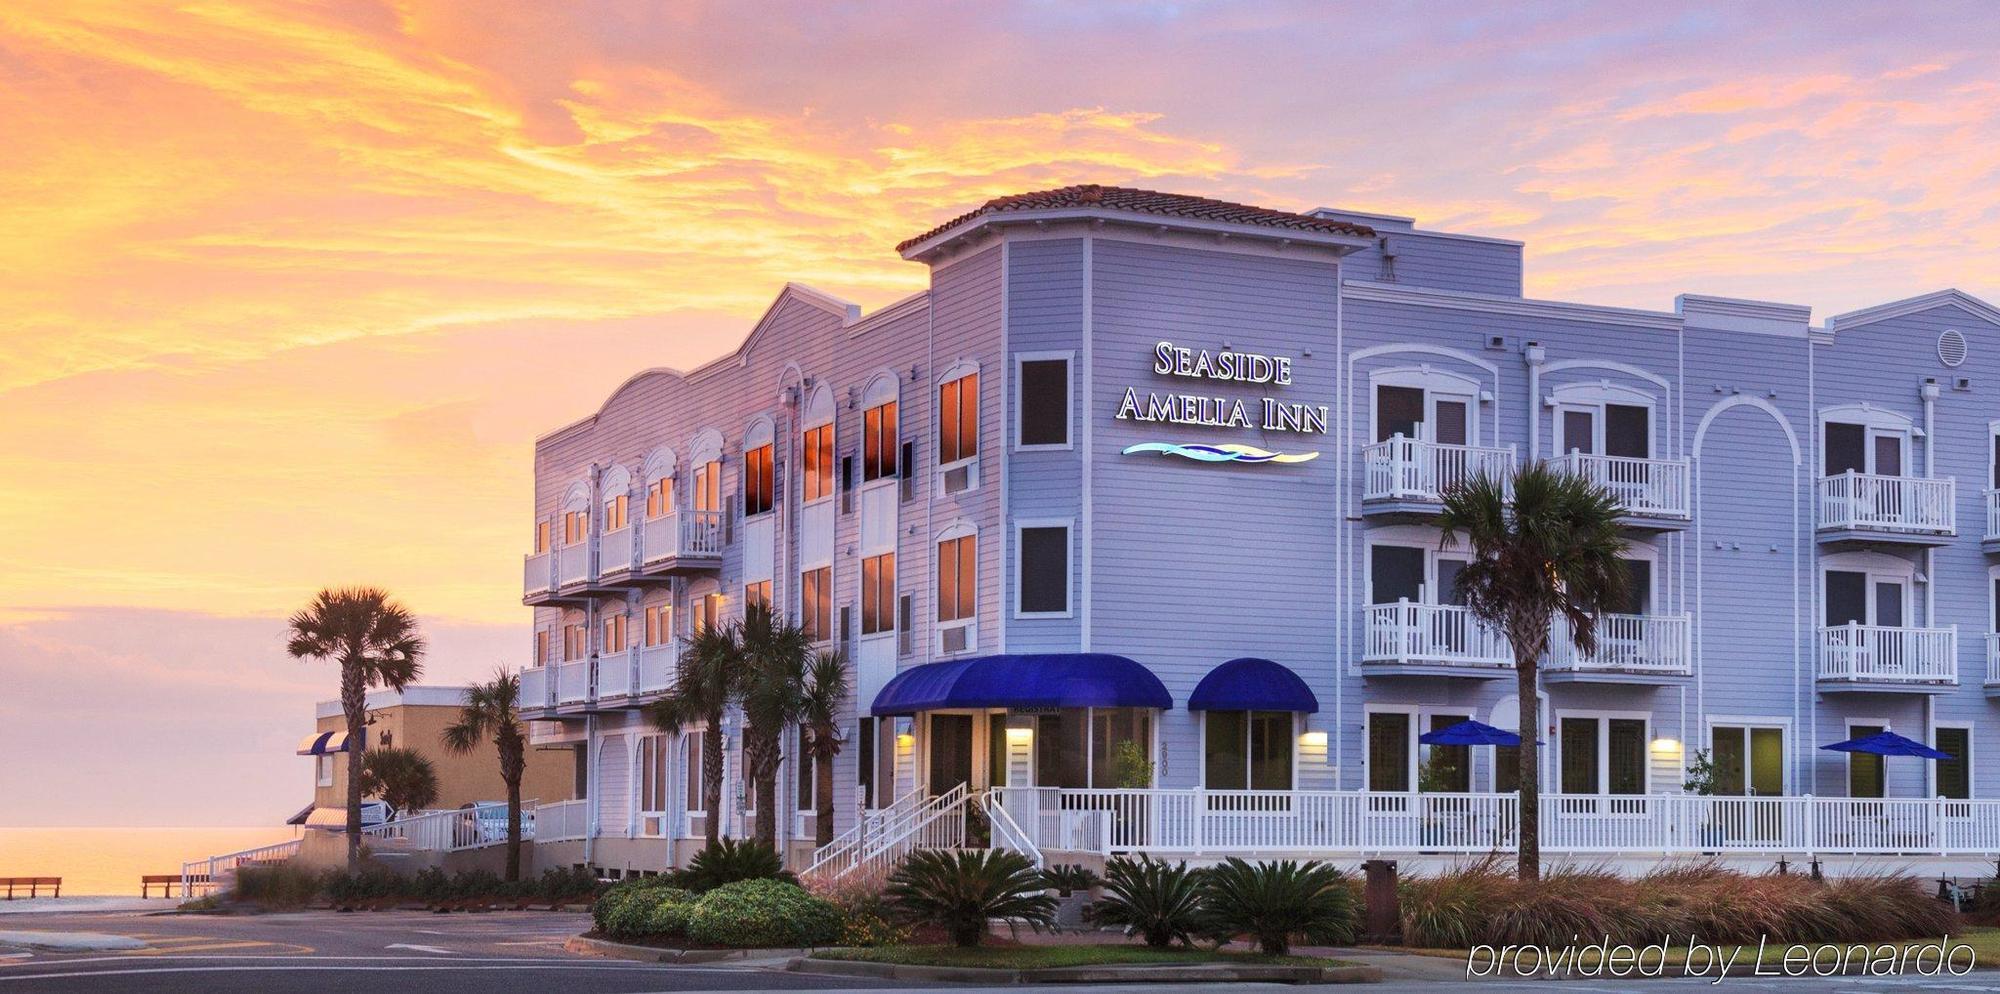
[1438,462,1627,881]
[799,649,850,849]
[286,587,425,867]
[441,669,529,881]
[736,603,813,849]
[647,618,742,847]
[356,746,440,815]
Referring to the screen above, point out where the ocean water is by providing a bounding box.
[0,827,300,897]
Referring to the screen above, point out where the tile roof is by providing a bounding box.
[897,184,1375,252]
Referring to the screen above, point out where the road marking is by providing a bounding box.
[385,943,457,955]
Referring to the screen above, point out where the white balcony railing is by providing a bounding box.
[1815,624,1956,685]
[600,526,635,577]
[1985,633,2000,688]
[557,543,590,587]
[595,650,633,699]
[1548,613,1692,676]
[1986,490,2000,541]
[637,644,677,694]
[1817,472,1954,535]
[986,788,2000,857]
[1362,436,1515,502]
[519,665,553,709]
[640,509,726,566]
[523,551,555,598]
[1550,452,1691,519]
[555,659,591,704]
[1362,601,1512,669]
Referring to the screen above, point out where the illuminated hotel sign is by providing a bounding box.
[1116,341,1326,464]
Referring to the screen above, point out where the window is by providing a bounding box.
[802,424,833,502]
[684,734,705,814]
[639,736,669,835]
[643,604,672,647]
[605,493,629,531]
[1557,402,1651,458]
[938,534,977,623]
[1423,713,1472,792]
[1937,727,1971,800]
[862,401,898,482]
[646,477,673,518]
[562,622,588,661]
[858,717,896,809]
[1711,725,1785,796]
[534,630,550,665]
[744,443,773,516]
[1559,715,1648,795]
[1374,381,1473,445]
[1823,568,1907,627]
[801,567,831,642]
[861,553,895,635]
[797,727,815,812]
[744,580,771,615]
[693,592,721,635]
[601,613,627,653]
[1849,723,1885,798]
[1824,421,1906,476]
[939,372,978,464]
[858,717,876,808]
[1017,523,1070,615]
[1090,708,1152,788]
[317,754,334,787]
[562,509,589,544]
[535,520,551,554]
[1367,711,1411,791]
[692,460,721,513]
[1016,356,1070,447]
[1204,711,1293,790]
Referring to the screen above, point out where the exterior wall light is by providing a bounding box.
[1650,737,1683,756]
[1299,731,1329,748]
[1005,727,1033,743]
[895,733,915,748]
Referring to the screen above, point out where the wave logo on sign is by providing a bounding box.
[1121,442,1319,465]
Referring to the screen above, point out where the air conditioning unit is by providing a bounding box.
[939,457,979,496]
[937,621,975,656]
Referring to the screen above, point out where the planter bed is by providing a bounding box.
[803,945,1376,984]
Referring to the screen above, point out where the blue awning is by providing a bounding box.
[295,729,363,756]
[871,653,1173,716]
[1186,657,1319,713]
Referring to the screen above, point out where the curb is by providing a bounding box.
[563,934,814,964]
[789,955,1384,984]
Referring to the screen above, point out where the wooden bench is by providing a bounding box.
[1,877,60,899]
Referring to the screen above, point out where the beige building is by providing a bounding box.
[298,685,578,821]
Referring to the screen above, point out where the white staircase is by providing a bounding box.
[802,783,972,883]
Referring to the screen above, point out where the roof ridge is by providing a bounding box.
[898,184,1374,253]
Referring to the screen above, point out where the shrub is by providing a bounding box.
[1202,858,1359,956]
[542,866,601,907]
[684,878,843,948]
[1039,863,1101,896]
[808,870,909,947]
[639,889,699,938]
[230,863,323,909]
[672,839,793,893]
[322,867,400,909]
[410,867,451,907]
[885,849,1057,948]
[1089,854,1207,948]
[451,869,503,907]
[1399,856,1509,949]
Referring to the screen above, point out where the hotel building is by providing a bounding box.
[516,185,2000,875]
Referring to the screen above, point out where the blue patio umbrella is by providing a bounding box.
[1419,719,1523,747]
[1818,729,1953,760]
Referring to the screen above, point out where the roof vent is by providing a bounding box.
[1939,328,1968,367]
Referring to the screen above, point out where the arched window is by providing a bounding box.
[601,464,633,532]
[743,416,775,518]
[861,373,899,483]
[935,520,978,655]
[642,446,677,519]
[801,384,835,504]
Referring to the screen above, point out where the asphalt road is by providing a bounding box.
[6,909,2000,992]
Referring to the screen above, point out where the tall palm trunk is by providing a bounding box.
[501,740,525,881]
[742,726,780,848]
[341,661,365,868]
[1514,647,1541,882]
[702,722,724,845]
[814,743,836,848]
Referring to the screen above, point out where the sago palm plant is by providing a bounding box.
[647,619,742,846]
[1090,854,1207,948]
[1438,462,1627,881]
[885,849,1057,947]
[442,669,528,880]
[1201,858,1358,956]
[286,587,425,867]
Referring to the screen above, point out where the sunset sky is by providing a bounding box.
[5,1,2000,825]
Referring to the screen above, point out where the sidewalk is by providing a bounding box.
[1006,925,1468,982]
[0,897,163,915]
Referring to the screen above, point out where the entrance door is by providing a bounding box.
[1712,725,1785,843]
[927,714,974,797]
[1848,724,1885,799]
[1374,385,1473,445]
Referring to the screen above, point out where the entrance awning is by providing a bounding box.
[1187,657,1319,713]
[871,653,1173,716]
[295,729,363,756]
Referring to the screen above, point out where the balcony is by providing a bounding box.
[594,650,633,702]
[1986,634,2000,699]
[637,643,677,696]
[1984,491,2000,552]
[523,551,555,602]
[519,664,553,713]
[554,659,592,706]
[1545,613,1692,683]
[523,543,596,606]
[1360,437,1514,514]
[1816,472,1954,545]
[1815,623,1956,692]
[637,510,725,576]
[1361,601,1512,677]
[1549,452,1691,528]
[599,526,636,578]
